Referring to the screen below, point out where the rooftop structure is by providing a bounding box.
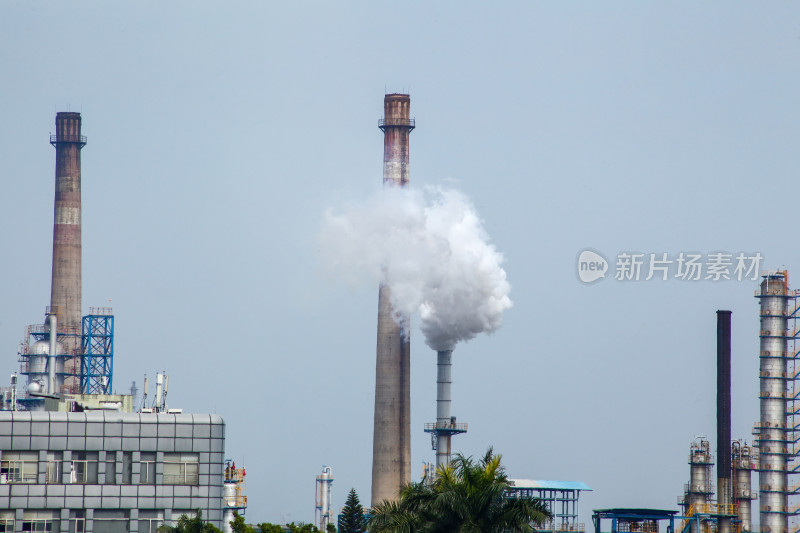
[508,479,592,533]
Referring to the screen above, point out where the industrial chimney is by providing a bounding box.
[717,310,732,533]
[49,112,86,394]
[372,94,414,505]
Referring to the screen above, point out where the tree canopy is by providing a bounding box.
[368,448,552,533]
[340,488,367,533]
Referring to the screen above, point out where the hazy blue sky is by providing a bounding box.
[3,1,800,527]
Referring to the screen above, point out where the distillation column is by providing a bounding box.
[756,273,790,533]
[372,94,414,505]
[732,441,755,532]
[684,438,714,533]
[49,112,86,394]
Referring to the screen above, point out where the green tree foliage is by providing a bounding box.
[157,511,223,533]
[286,523,320,533]
[340,488,367,533]
[327,523,337,533]
[231,512,255,533]
[258,524,286,533]
[368,448,552,533]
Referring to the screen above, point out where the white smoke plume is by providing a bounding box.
[320,186,512,351]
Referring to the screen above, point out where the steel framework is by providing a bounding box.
[80,308,114,394]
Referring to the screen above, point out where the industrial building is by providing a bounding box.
[0,112,245,533]
[507,480,592,533]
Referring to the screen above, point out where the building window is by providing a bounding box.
[138,511,163,533]
[103,455,115,485]
[22,512,58,533]
[163,453,199,485]
[0,452,37,483]
[0,511,14,533]
[45,452,62,484]
[71,452,99,484]
[140,452,156,484]
[68,511,85,533]
[92,511,127,533]
[121,452,132,484]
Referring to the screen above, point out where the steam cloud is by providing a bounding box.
[320,186,512,351]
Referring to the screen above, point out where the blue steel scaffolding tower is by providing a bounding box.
[80,307,114,394]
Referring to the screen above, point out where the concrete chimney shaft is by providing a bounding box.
[372,94,414,505]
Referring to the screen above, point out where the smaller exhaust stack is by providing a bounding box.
[424,350,467,470]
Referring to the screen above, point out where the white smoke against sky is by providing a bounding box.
[319,186,512,351]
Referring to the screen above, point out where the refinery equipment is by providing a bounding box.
[9,113,117,409]
[508,480,592,533]
[223,460,247,533]
[372,93,415,504]
[732,440,756,532]
[752,270,800,533]
[315,466,334,531]
[424,349,467,469]
[679,438,715,533]
[593,509,677,533]
[717,310,734,533]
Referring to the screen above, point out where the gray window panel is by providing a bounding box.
[27,496,45,508]
[11,422,31,435]
[65,437,85,449]
[175,425,192,438]
[210,425,224,439]
[103,423,121,438]
[121,423,139,437]
[0,422,11,437]
[0,438,10,450]
[84,485,101,497]
[47,437,66,450]
[174,439,192,453]
[64,496,82,508]
[92,521,126,533]
[192,425,210,438]
[173,497,191,508]
[101,496,120,508]
[139,438,157,452]
[86,423,103,437]
[191,440,209,453]
[67,423,85,436]
[9,485,28,496]
[46,485,65,495]
[119,496,137,508]
[85,437,103,450]
[138,497,155,508]
[27,485,44,496]
[101,485,121,497]
[83,496,101,509]
[30,423,49,437]
[140,425,157,438]
[49,423,67,436]
[45,496,65,508]
[122,437,138,450]
[30,436,48,450]
[157,438,174,452]
[104,437,121,450]
[209,439,224,453]
[64,485,83,496]
[157,424,175,438]
[9,496,26,509]
[12,436,31,448]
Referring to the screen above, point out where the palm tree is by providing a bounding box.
[368,448,552,533]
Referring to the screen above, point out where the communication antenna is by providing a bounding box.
[142,376,149,411]
[162,374,169,412]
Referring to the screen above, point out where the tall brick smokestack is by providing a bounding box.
[372,94,414,505]
[717,310,732,533]
[49,112,86,392]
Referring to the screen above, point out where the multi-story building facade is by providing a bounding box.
[0,411,225,533]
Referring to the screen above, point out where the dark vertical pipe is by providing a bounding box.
[50,112,86,394]
[717,310,732,533]
[372,94,414,505]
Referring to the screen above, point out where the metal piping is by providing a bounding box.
[46,313,57,395]
[717,310,732,533]
[372,94,414,505]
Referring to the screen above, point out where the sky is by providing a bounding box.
[2,1,800,527]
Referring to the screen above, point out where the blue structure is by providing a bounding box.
[508,480,592,533]
[593,509,677,533]
[80,307,114,394]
